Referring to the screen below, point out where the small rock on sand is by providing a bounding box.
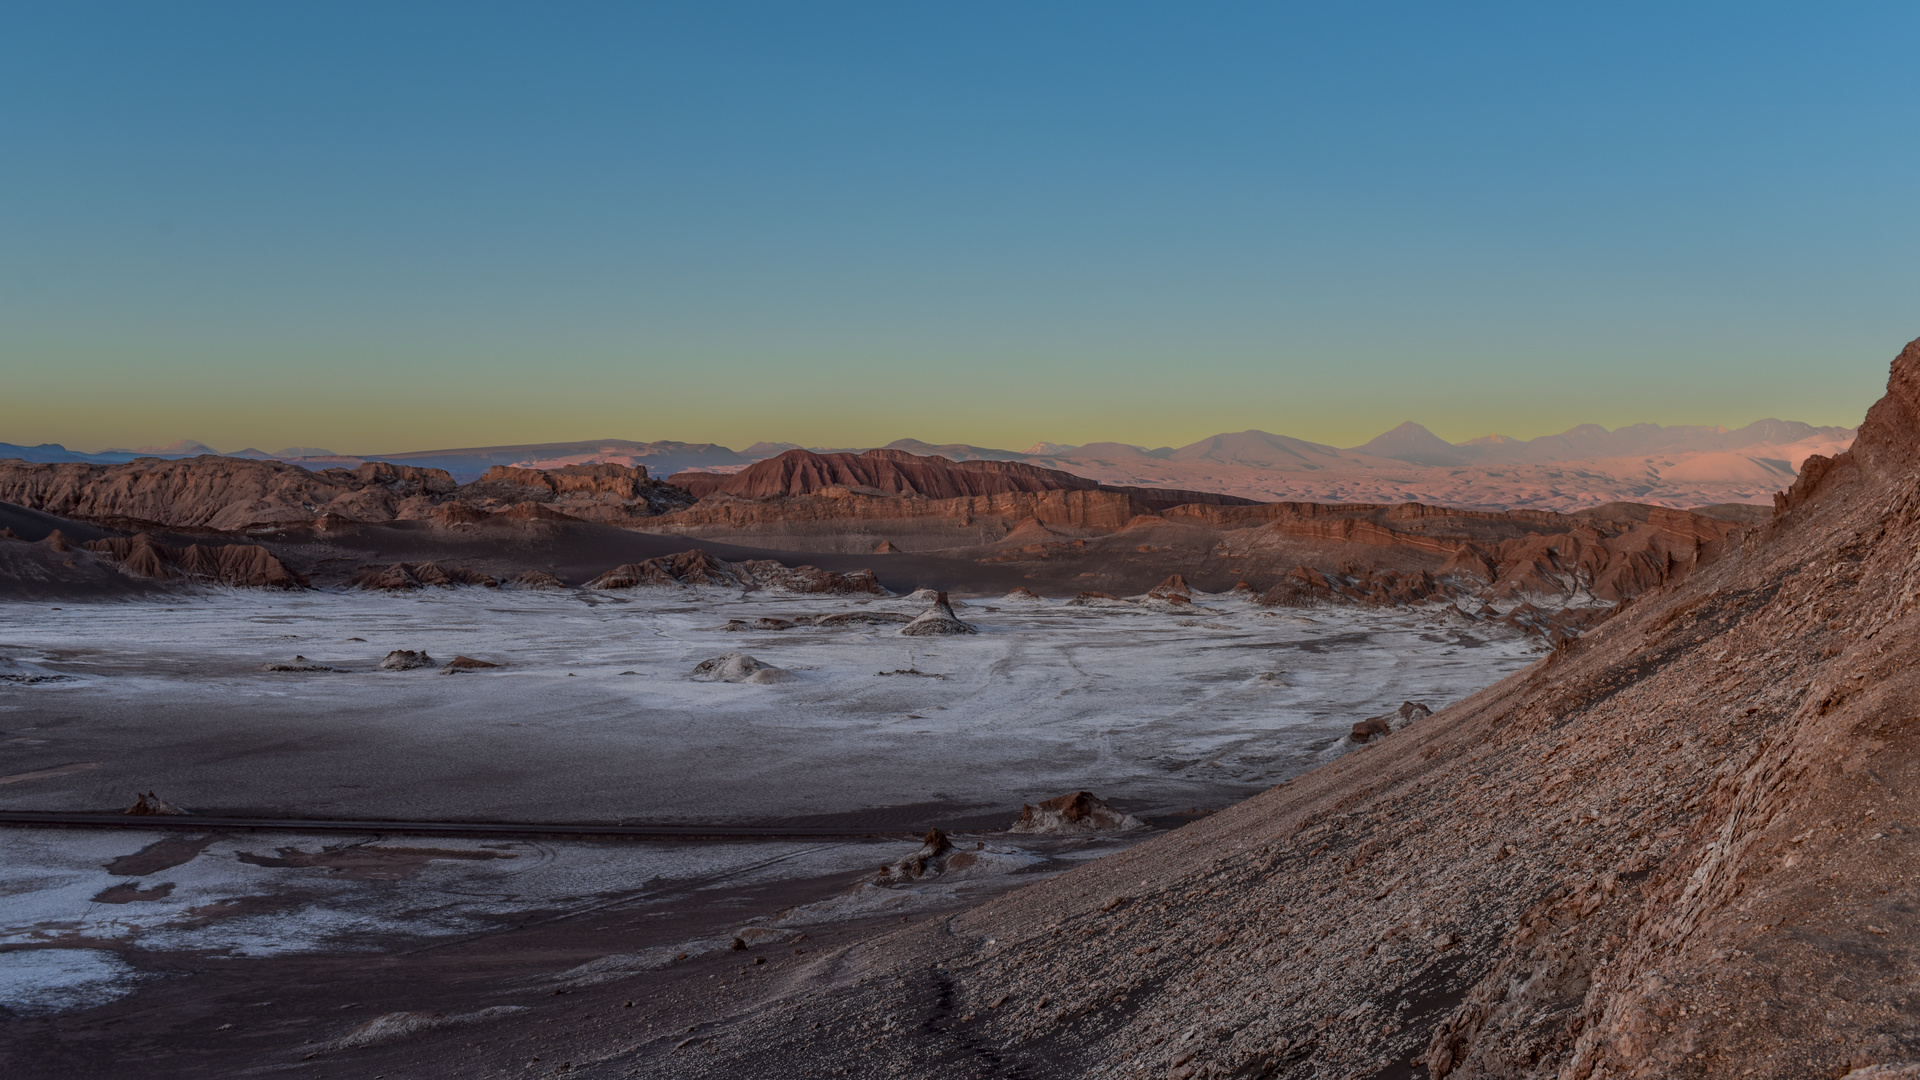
[690,652,793,684]
[126,790,188,816]
[379,650,435,671]
[261,655,337,672]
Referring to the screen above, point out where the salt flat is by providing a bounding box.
[0,585,1541,1028]
[0,587,1541,824]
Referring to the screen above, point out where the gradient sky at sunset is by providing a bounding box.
[4,3,1917,455]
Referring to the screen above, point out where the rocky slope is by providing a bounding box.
[634,337,1920,1078]
[0,456,694,532]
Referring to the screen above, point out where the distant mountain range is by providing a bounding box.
[1,417,1857,512]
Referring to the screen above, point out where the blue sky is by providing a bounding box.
[3,3,1915,454]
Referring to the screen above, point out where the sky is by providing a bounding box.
[3,3,1917,456]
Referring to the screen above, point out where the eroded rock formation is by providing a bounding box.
[82,533,305,588]
[0,455,693,531]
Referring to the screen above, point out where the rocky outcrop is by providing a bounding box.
[1349,700,1433,743]
[735,560,886,595]
[586,549,885,595]
[588,549,741,589]
[82,533,305,588]
[459,463,693,520]
[348,562,498,590]
[125,791,187,816]
[660,336,1920,1080]
[875,829,956,884]
[378,650,435,671]
[1008,791,1144,834]
[0,455,693,532]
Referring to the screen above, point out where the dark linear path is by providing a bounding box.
[0,809,934,840]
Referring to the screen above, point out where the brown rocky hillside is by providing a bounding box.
[648,336,1920,1078]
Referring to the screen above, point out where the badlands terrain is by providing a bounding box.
[0,356,1903,1078]
[1,559,1540,1077]
[6,414,1852,512]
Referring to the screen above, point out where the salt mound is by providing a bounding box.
[690,652,793,684]
[901,592,977,636]
[378,649,435,671]
[1003,587,1044,602]
[899,587,965,608]
[441,655,501,672]
[1009,791,1144,834]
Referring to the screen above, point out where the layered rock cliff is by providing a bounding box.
[0,456,694,531]
[667,447,1257,508]
[652,337,1920,1078]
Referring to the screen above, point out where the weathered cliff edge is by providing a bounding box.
[1,447,1743,619]
[653,488,1741,622]
[0,458,693,532]
[656,338,1920,1078]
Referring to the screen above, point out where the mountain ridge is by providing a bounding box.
[5,416,1856,512]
